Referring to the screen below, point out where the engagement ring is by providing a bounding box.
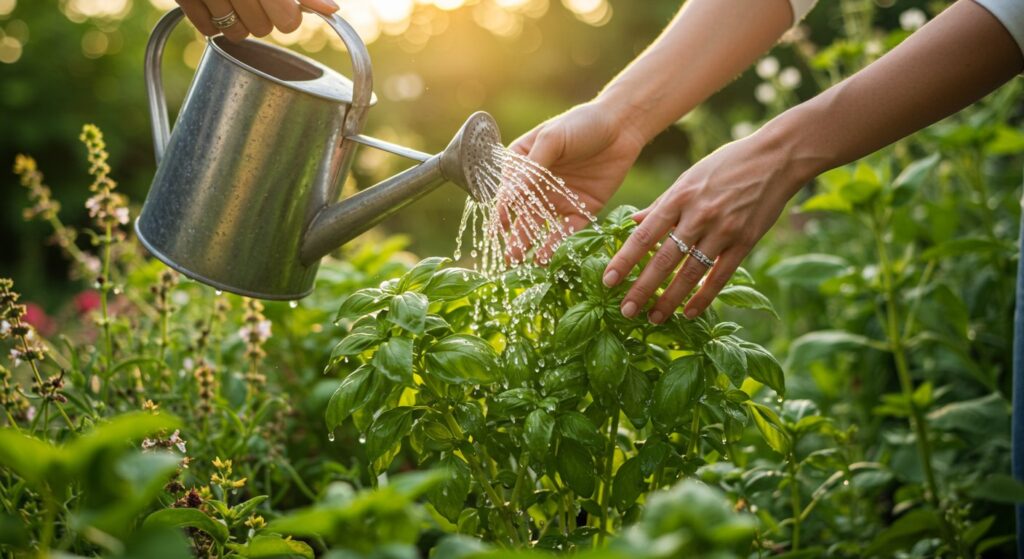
[211,11,239,30]
[667,232,690,254]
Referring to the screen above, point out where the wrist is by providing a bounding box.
[757,101,836,196]
[593,83,658,148]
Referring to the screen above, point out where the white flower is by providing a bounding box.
[168,429,188,454]
[84,255,102,274]
[172,291,190,306]
[113,206,129,225]
[865,39,883,56]
[9,348,22,367]
[779,67,801,90]
[25,406,35,422]
[755,82,777,105]
[256,320,272,342]
[731,121,758,140]
[183,357,194,371]
[0,321,10,337]
[899,8,926,31]
[756,56,779,79]
[141,438,158,450]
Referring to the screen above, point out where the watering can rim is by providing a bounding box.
[206,34,379,107]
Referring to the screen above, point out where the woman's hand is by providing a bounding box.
[175,0,339,42]
[602,124,809,324]
[504,100,647,262]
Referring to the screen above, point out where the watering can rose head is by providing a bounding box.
[136,7,502,301]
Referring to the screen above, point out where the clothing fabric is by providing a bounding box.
[976,0,1024,58]
[788,0,818,25]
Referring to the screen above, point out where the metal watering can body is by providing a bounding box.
[138,8,500,300]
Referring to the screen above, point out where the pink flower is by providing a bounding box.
[23,303,55,337]
[74,291,101,314]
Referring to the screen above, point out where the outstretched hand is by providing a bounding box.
[175,0,339,42]
[504,101,646,263]
[602,127,805,324]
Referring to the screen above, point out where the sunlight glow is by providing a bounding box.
[0,0,16,17]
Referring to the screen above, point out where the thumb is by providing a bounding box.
[526,126,565,170]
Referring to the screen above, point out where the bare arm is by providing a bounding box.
[599,0,796,144]
[604,0,1024,323]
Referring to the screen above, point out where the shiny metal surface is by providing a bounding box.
[138,7,374,299]
[139,8,503,300]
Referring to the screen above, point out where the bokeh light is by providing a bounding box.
[0,0,16,17]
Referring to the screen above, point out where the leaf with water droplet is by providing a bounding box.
[585,331,628,402]
[427,454,471,523]
[325,365,378,433]
[334,288,389,323]
[371,336,414,384]
[424,334,500,385]
[422,267,488,301]
[387,291,428,334]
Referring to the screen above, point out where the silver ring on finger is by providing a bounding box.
[688,246,716,268]
[667,232,690,255]
[211,10,239,29]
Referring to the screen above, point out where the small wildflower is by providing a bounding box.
[899,8,927,31]
[14,154,61,221]
[245,515,266,530]
[778,67,801,90]
[143,399,160,412]
[755,82,777,105]
[755,56,779,79]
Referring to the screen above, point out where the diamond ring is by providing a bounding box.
[667,232,690,254]
[688,246,715,268]
[211,11,239,30]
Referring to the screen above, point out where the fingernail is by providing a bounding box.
[684,308,697,320]
[648,310,664,324]
[603,270,620,287]
[324,0,340,10]
[621,301,637,318]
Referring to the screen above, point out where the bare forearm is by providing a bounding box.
[598,0,794,143]
[769,0,1023,190]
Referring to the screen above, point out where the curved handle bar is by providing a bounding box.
[143,6,374,164]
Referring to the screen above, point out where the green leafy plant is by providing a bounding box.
[326,206,787,550]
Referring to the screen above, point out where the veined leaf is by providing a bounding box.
[553,301,603,350]
[716,285,777,317]
[388,291,429,334]
[372,336,414,384]
[745,402,791,455]
[425,334,500,385]
[143,508,229,544]
[335,288,388,323]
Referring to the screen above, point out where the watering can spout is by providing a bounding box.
[299,111,502,265]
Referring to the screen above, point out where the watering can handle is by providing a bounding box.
[144,7,374,165]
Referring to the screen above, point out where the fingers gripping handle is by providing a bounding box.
[143,7,374,164]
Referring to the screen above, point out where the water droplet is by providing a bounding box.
[358,434,366,444]
[215,290,223,296]
[327,431,335,442]
[289,301,298,308]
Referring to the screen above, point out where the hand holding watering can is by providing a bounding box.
[139,6,501,300]
[172,0,339,43]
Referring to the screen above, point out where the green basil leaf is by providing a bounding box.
[558,411,604,455]
[524,409,555,458]
[425,334,500,385]
[422,268,488,301]
[330,331,382,359]
[556,439,595,498]
[619,368,652,429]
[229,534,314,559]
[611,456,644,511]
[428,454,472,523]
[388,291,429,334]
[325,365,378,432]
[704,336,748,388]
[365,406,415,470]
[652,355,703,431]
[372,336,414,384]
[143,508,229,544]
[585,331,628,401]
[767,254,851,286]
[745,402,792,455]
[553,301,603,350]
[740,341,785,396]
[399,256,450,291]
[334,288,388,323]
[716,285,778,318]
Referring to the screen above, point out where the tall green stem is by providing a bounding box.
[870,218,961,555]
[99,224,113,368]
[597,407,620,547]
[787,452,801,551]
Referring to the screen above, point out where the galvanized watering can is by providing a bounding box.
[138,8,501,300]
